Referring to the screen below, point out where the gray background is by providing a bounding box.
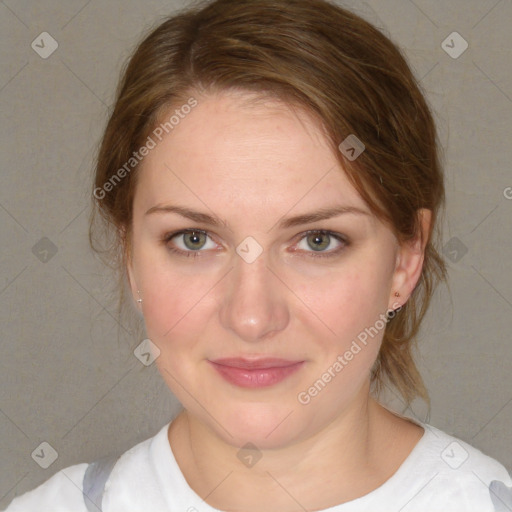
[1,0,511,506]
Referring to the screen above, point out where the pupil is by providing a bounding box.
[309,233,329,251]
[186,231,204,249]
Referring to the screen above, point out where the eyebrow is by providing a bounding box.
[144,204,370,229]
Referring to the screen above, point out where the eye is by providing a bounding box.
[163,229,349,260]
[164,229,217,257]
[294,230,348,258]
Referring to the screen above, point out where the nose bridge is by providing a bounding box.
[219,250,289,342]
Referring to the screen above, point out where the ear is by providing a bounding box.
[388,208,431,310]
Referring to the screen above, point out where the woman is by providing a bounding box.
[5,0,512,510]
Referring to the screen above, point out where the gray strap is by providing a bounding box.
[489,480,512,512]
[82,454,120,512]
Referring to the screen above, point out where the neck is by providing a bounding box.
[168,384,396,511]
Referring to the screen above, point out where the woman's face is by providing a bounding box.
[127,91,418,449]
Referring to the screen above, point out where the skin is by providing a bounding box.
[126,90,430,511]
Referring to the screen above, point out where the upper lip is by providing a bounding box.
[209,357,304,369]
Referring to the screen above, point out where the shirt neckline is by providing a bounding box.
[150,413,432,511]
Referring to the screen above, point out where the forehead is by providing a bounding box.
[134,91,368,217]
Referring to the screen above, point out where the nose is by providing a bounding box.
[219,251,290,343]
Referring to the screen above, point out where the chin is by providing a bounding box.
[207,402,305,449]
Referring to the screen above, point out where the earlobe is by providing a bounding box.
[389,209,431,309]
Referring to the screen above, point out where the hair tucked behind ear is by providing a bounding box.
[89,0,448,412]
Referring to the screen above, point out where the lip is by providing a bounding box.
[208,358,305,388]
[211,357,303,369]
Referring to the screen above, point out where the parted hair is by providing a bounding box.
[90,0,448,410]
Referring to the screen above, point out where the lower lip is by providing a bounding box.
[209,361,304,388]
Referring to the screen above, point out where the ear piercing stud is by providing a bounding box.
[387,292,402,319]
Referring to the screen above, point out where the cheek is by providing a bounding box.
[136,248,215,345]
[291,260,392,351]
[293,267,389,408]
[142,276,211,345]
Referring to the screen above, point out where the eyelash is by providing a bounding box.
[162,229,349,260]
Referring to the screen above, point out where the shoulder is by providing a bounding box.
[2,427,161,512]
[420,423,511,480]
[2,463,89,512]
[399,422,512,511]
[100,425,172,510]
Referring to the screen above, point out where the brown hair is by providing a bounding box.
[89,0,448,410]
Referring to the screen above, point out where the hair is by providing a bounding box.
[89,0,448,411]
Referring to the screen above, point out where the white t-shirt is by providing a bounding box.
[3,417,512,512]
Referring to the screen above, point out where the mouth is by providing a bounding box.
[208,357,305,388]
[210,357,303,369]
